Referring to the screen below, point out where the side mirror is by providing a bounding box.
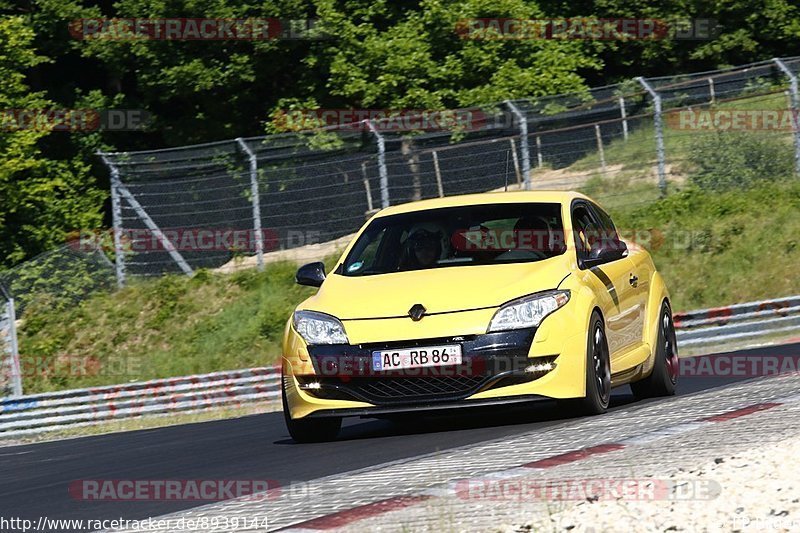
[296,262,326,287]
[583,240,627,268]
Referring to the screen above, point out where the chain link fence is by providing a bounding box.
[0,244,117,397]
[99,57,800,281]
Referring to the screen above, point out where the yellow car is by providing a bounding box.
[281,191,678,442]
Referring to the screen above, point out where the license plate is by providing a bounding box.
[372,345,462,371]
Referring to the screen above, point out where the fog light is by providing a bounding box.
[299,381,322,390]
[525,361,555,373]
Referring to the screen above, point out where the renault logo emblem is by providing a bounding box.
[408,304,426,321]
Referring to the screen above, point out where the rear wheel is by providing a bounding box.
[631,302,678,399]
[282,381,341,443]
[561,311,611,415]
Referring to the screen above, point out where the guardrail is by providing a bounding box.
[674,295,800,347]
[0,295,797,438]
[0,367,280,438]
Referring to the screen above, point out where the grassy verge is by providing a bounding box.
[598,179,800,312]
[17,261,324,393]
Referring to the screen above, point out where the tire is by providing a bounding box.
[631,302,678,399]
[282,381,342,443]
[560,310,611,416]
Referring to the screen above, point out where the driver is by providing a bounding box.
[399,224,444,270]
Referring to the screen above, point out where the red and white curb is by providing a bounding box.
[278,394,800,532]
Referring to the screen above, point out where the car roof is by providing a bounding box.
[374,190,592,218]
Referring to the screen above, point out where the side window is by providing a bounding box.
[589,203,619,243]
[571,203,602,261]
[344,227,386,274]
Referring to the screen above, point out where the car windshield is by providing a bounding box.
[341,202,566,276]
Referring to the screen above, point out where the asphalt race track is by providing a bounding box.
[3,342,799,530]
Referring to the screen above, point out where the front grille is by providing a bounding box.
[356,375,486,402]
[301,374,489,405]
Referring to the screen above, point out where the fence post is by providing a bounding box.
[708,78,716,105]
[365,120,390,208]
[505,101,531,189]
[6,298,21,397]
[636,77,667,195]
[595,124,607,174]
[509,138,522,185]
[361,161,374,212]
[432,151,445,197]
[773,58,800,176]
[618,96,629,140]
[535,136,543,168]
[236,138,264,271]
[1,285,22,398]
[99,154,127,288]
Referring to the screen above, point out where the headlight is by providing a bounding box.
[293,310,349,345]
[487,290,570,332]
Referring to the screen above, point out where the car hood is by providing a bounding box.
[299,255,572,320]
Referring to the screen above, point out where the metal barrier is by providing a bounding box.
[674,295,800,347]
[0,295,797,438]
[0,367,280,438]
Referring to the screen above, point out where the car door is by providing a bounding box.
[588,202,645,355]
[571,202,638,360]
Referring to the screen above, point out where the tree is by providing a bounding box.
[0,16,105,267]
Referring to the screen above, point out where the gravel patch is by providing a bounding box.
[505,429,800,532]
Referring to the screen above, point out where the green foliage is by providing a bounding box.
[687,131,794,191]
[316,0,600,109]
[0,16,106,267]
[536,0,800,78]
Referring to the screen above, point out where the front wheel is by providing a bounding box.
[282,382,341,443]
[631,302,678,399]
[560,311,611,416]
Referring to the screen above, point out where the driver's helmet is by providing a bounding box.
[400,223,446,268]
[405,223,445,252]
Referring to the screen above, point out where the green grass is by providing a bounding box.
[17,261,327,393]
[604,179,800,311]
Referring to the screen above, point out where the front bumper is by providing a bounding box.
[301,329,544,405]
[283,314,589,419]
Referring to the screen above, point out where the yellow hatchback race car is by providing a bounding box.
[281,191,678,442]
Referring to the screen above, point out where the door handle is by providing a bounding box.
[629,274,638,287]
